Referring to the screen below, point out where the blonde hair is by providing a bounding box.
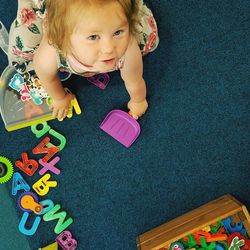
[46,0,143,55]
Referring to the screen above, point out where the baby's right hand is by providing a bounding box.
[50,92,75,121]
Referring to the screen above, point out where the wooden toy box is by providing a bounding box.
[136,194,250,250]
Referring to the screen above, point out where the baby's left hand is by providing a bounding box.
[127,99,148,119]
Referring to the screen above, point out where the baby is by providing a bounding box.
[8,0,159,120]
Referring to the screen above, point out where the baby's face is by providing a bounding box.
[69,1,130,72]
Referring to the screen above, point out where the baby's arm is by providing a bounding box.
[120,37,148,119]
[33,37,75,120]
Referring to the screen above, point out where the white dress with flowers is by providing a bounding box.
[8,0,45,73]
[8,0,159,75]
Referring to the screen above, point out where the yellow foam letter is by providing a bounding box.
[67,98,81,118]
[32,173,57,196]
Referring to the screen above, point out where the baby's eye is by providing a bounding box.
[87,35,98,41]
[114,30,124,36]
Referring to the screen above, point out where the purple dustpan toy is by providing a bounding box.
[100,110,141,148]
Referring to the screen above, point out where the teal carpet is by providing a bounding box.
[0,185,30,250]
[0,1,250,250]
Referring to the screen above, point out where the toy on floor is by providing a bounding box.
[39,230,78,250]
[56,230,78,250]
[87,72,110,89]
[161,216,250,250]
[100,109,141,148]
[18,192,43,214]
[0,155,13,184]
[0,66,81,131]
[0,123,77,241]
[39,241,58,250]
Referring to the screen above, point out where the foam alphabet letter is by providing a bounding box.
[200,238,216,250]
[12,172,31,195]
[67,98,81,118]
[18,212,41,235]
[43,204,73,234]
[31,122,66,151]
[47,129,67,151]
[223,217,246,235]
[56,230,77,250]
[229,236,245,250]
[210,221,222,234]
[32,173,57,196]
[182,235,197,248]
[87,73,110,89]
[15,152,38,176]
[39,156,61,175]
[32,137,59,163]
[31,122,51,139]
[38,199,55,215]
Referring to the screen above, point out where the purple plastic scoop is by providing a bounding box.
[100,110,141,148]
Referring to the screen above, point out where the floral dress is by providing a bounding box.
[8,0,159,75]
[8,0,46,73]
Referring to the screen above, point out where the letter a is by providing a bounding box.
[12,172,30,196]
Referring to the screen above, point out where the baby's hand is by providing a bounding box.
[50,92,75,121]
[127,99,148,119]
